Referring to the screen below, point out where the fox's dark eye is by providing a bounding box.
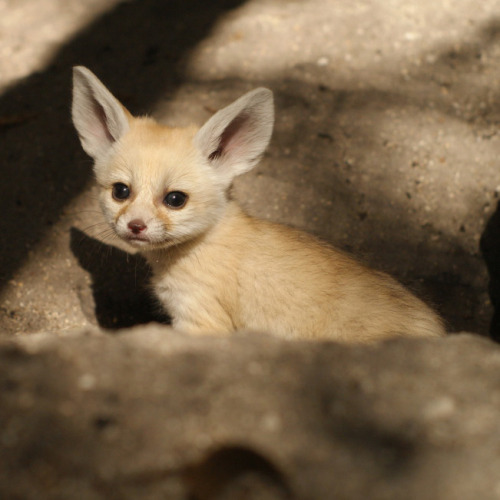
[112,183,130,201]
[164,191,188,209]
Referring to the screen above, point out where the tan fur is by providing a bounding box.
[72,67,446,342]
[145,202,444,341]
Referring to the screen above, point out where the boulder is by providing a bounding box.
[2,327,500,499]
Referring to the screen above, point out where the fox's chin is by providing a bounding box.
[122,234,179,251]
[119,227,207,252]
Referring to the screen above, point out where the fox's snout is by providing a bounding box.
[115,207,158,245]
[128,219,147,235]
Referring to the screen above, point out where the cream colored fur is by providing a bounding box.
[72,66,445,342]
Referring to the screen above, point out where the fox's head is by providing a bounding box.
[71,66,274,250]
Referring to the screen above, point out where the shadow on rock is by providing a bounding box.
[183,445,293,500]
[481,200,500,341]
[70,227,170,329]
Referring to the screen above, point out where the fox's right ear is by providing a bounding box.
[194,87,274,185]
[71,66,131,160]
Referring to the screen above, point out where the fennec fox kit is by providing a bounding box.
[72,66,445,342]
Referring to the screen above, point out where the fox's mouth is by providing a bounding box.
[123,233,174,249]
[124,234,151,245]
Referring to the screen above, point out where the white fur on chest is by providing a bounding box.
[146,241,239,335]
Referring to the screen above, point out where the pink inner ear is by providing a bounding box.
[210,113,250,161]
[92,99,114,144]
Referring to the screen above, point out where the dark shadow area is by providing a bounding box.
[183,445,293,500]
[0,0,246,291]
[481,202,500,341]
[70,228,169,328]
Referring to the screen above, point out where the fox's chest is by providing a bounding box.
[152,272,201,314]
[147,251,241,333]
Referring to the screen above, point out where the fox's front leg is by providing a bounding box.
[169,298,236,336]
[152,275,236,336]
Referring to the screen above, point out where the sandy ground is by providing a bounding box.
[1,0,500,337]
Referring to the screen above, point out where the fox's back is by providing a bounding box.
[225,212,445,341]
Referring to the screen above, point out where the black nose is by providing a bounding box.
[128,219,147,234]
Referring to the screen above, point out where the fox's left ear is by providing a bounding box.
[194,88,274,183]
[72,66,131,160]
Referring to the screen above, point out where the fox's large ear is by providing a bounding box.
[194,88,274,182]
[72,66,131,160]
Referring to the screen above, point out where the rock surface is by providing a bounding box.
[2,326,500,499]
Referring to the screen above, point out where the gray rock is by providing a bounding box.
[1,326,500,499]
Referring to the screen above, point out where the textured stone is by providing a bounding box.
[1,326,500,499]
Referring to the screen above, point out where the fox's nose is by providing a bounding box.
[128,219,147,234]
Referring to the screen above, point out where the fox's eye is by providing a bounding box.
[164,191,188,209]
[112,183,130,201]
